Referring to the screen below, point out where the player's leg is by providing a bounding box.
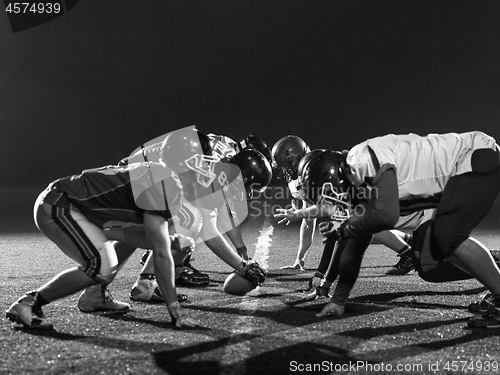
[316,236,372,317]
[281,218,316,271]
[429,161,500,327]
[374,230,414,275]
[176,202,210,283]
[6,197,122,328]
[76,240,134,312]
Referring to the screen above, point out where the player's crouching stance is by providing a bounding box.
[5,126,267,330]
[300,132,500,327]
[6,186,196,329]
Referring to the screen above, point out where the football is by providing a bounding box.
[223,271,255,295]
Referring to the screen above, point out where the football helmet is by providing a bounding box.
[271,135,310,182]
[238,135,272,164]
[227,149,272,198]
[298,149,353,220]
[161,126,217,188]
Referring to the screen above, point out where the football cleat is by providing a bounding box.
[468,292,495,315]
[385,255,414,275]
[130,278,188,303]
[78,285,130,313]
[183,257,210,282]
[491,249,500,267]
[130,278,164,303]
[5,292,53,329]
[176,267,210,287]
[467,295,500,328]
[280,260,305,271]
[467,315,500,329]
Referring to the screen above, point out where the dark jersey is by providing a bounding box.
[43,162,181,229]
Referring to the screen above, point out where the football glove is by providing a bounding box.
[318,220,341,243]
[167,301,201,328]
[308,271,324,290]
[303,285,332,301]
[240,261,267,288]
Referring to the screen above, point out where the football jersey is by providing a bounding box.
[43,162,180,229]
[347,131,497,213]
[119,142,163,166]
[208,133,238,162]
[288,179,306,200]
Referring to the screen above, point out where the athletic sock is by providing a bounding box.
[33,291,50,307]
[397,244,411,258]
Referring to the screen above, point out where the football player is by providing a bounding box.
[5,126,267,329]
[124,132,272,303]
[272,136,417,275]
[207,133,273,260]
[298,132,500,328]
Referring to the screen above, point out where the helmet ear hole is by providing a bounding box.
[271,135,310,181]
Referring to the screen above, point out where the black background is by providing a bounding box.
[1,0,500,185]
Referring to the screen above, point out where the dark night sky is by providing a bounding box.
[1,0,500,185]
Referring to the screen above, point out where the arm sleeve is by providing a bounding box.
[343,166,400,238]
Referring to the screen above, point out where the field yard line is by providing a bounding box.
[219,219,273,373]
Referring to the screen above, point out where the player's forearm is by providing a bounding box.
[204,235,243,270]
[144,212,178,305]
[152,249,178,305]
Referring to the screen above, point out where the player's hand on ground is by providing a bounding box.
[274,201,300,225]
[318,220,340,243]
[167,301,201,328]
[316,301,345,318]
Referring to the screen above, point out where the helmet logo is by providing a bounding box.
[319,182,352,221]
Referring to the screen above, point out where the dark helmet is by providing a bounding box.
[228,149,272,197]
[271,135,310,182]
[298,149,353,214]
[161,126,217,187]
[238,135,272,164]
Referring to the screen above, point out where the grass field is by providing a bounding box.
[1,186,500,375]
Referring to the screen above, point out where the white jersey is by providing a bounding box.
[288,179,306,200]
[347,131,497,211]
[208,134,238,162]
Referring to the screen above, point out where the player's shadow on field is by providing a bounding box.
[350,287,485,310]
[337,317,500,364]
[182,299,390,327]
[152,341,362,375]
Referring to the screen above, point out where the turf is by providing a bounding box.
[1,186,500,375]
